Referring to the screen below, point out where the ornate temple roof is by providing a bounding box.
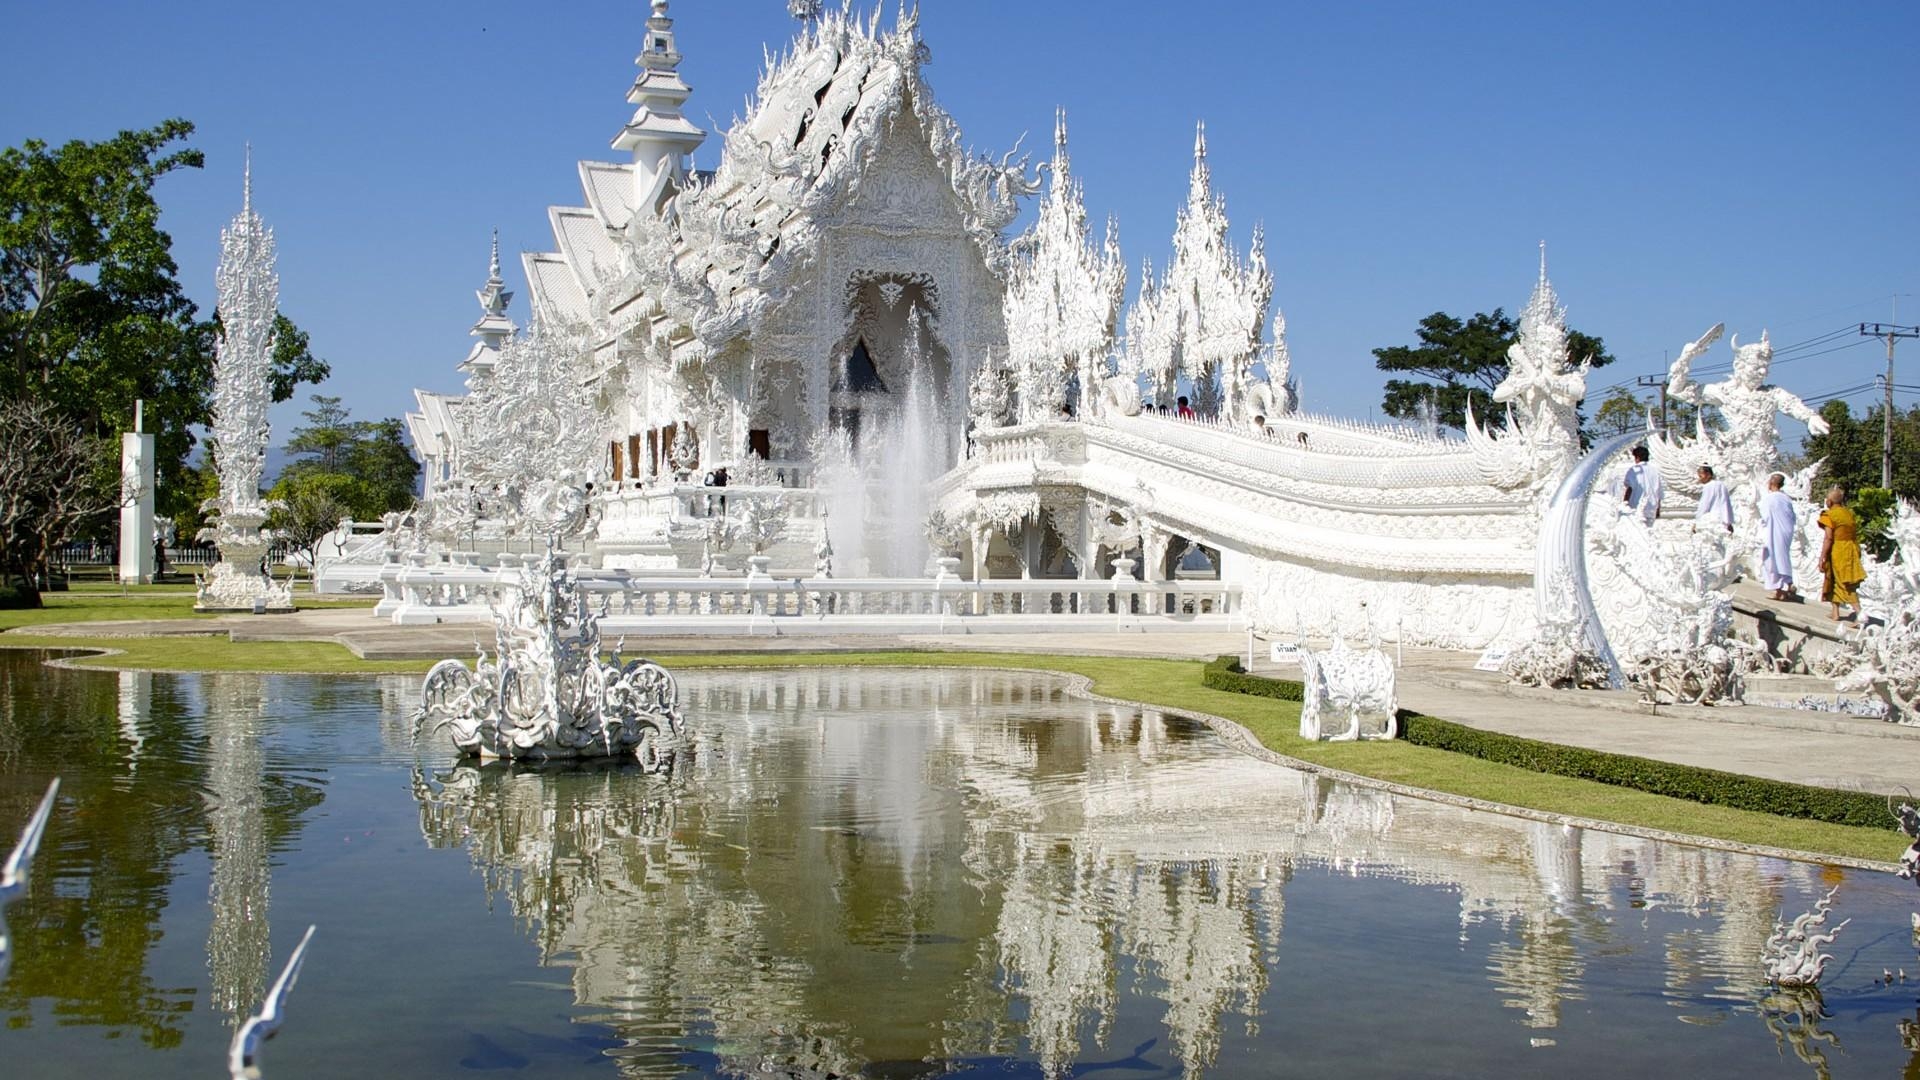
[524,4,1033,367]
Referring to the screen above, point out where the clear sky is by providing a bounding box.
[4,1,1915,446]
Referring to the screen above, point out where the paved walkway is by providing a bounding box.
[14,606,1919,796]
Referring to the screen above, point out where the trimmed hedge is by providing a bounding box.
[1201,655,1901,832]
[1201,654,1304,701]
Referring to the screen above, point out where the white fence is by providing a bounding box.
[373,552,1241,636]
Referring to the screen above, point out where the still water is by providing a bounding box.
[3,649,1919,1077]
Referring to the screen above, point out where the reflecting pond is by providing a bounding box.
[3,648,1920,1077]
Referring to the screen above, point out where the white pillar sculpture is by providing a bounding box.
[119,400,156,584]
[196,152,293,612]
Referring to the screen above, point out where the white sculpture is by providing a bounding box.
[1004,111,1126,422]
[1,779,59,983]
[1826,500,1920,721]
[1761,887,1849,989]
[415,481,683,766]
[227,924,315,1080]
[1664,327,1831,497]
[1465,247,1591,501]
[1591,513,1753,705]
[454,317,604,541]
[197,156,293,613]
[1298,636,1398,741]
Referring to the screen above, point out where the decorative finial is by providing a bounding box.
[1055,107,1068,155]
[1194,120,1207,162]
[1538,239,1548,283]
[651,0,668,15]
[242,143,253,214]
[788,0,822,21]
[489,229,501,280]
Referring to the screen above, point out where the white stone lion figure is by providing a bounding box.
[1299,636,1398,741]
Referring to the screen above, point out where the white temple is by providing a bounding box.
[403,3,1607,648]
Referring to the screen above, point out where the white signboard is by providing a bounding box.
[1269,642,1305,665]
[1474,646,1512,672]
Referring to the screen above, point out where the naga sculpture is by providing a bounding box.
[1761,887,1849,989]
[415,480,684,767]
[1298,636,1398,741]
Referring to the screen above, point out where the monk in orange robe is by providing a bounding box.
[1818,486,1866,620]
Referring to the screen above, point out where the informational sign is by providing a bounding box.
[1474,646,1511,672]
[1269,642,1305,665]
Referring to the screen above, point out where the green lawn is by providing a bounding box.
[0,602,1904,863]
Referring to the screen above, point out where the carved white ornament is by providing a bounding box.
[1298,637,1398,741]
[197,158,293,613]
[1465,251,1590,501]
[416,548,683,765]
[1004,112,1125,422]
[1120,124,1273,422]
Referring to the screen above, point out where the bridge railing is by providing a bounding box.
[376,552,1239,632]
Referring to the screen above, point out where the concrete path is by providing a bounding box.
[13,608,1918,796]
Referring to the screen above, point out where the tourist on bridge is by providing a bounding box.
[1817,486,1866,621]
[1693,465,1733,534]
[1622,445,1664,525]
[1758,472,1799,601]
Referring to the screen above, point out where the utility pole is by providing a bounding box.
[1860,322,1919,488]
[1635,373,1668,433]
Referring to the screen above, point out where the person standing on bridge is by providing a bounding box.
[1758,472,1798,601]
[1817,486,1866,622]
[1621,445,1664,525]
[1693,465,1733,534]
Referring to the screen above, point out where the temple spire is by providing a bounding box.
[1190,121,1211,200]
[1539,239,1548,284]
[241,143,253,215]
[465,230,515,386]
[613,0,706,213]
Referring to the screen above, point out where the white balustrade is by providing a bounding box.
[376,556,1241,635]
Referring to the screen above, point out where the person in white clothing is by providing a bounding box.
[1693,464,1733,534]
[1622,445,1664,525]
[1757,471,1799,600]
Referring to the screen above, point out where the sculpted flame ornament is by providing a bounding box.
[1761,887,1849,989]
[198,155,293,612]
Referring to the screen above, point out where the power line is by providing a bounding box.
[1861,322,1920,487]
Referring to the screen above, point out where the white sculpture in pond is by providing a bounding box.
[197,156,293,613]
[1299,636,1398,741]
[1761,887,1849,989]
[414,482,683,766]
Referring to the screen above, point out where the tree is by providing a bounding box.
[266,471,360,579]
[1,119,327,532]
[0,397,121,605]
[1590,385,1703,438]
[1373,308,1613,432]
[1803,399,1920,558]
[277,393,418,520]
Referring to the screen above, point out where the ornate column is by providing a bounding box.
[196,154,292,612]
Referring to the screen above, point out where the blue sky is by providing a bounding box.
[4,1,1915,446]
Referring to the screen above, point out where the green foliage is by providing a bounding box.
[1805,400,1920,509]
[1402,714,1898,830]
[0,120,328,530]
[1590,385,1705,439]
[1201,654,1304,701]
[277,393,418,519]
[1856,487,1897,561]
[1204,655,1900,830]
[1372,308,1614,432]
[267,471,361,568]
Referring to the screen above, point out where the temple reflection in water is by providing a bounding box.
[412,669,1820,1078]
